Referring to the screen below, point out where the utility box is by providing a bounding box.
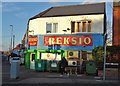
[10,61,20,79]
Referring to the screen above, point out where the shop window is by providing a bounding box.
[46,23,58,33]
[82,51,87,60]
[71,20,92,33]
[87,52,92,60]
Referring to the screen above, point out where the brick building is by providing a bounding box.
[113,1,120,46]
[110,1,120,63]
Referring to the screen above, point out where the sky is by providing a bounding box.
[1,0,113,51]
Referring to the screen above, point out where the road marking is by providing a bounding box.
[94,77,101,79]
[77,75,82,77]
[96,80,102,82]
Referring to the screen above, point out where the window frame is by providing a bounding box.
[46,22,58,34]
[71,20,92,33]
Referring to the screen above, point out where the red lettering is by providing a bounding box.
[28,36,38,46]
[44,36,92,46]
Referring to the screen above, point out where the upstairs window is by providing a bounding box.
[71,22,75,33]
[46,23,58,33]
[82,21,86,32]
[46,23,52,33]
[71,20,92,33]
[53,23,58,33]
[88,21,92,32]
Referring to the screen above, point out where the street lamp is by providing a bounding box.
[10,25,15,49]
[13,35,15,49]
[26,30,34,50]
[10,25,13,50]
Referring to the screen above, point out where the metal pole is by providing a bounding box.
[10,35,12,50]
[10,25,13,50]
[13,35,15,49]
[103,33,107,80]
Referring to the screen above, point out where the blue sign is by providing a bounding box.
[29,33,104,51]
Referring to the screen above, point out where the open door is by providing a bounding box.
[30,53,35,69]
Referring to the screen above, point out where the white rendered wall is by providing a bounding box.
[28,14,104,35]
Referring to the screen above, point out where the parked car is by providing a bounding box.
[9,53,24,65]
[9,57,21,64]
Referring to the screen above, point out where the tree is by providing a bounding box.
[92,46,105,63]
[107,46,120,63]
[92,46,120,63]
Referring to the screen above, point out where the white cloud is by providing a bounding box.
[80,0,114,4]
[48,0,113,3]
[14,12,28,19]
[2,3,21,13]
[1,0,49,2]
[49,0,64,2]
[49,0,97,2]
[81,0,107,4]
[2,2,28,19]
[81,0,97,4]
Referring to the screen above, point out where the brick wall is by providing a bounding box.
[113,2,120,46]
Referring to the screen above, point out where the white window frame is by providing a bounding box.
[46,22,58,34]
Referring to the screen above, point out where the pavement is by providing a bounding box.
[2,58,120,86]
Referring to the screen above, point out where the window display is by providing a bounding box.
[41,53,61,61]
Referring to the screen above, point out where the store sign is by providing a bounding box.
[44,36,92,46]
[28,36,38,46]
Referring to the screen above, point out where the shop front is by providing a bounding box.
[25,33,104,73]
[24,49,64,72]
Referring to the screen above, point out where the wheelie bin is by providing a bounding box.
[35,60,47,72]
[47,60,59,72]
[86,61,98,76]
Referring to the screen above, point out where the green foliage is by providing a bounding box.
[107,46,120,55]
[106,46,120,63]
[92,46,120,63]
[92,46,105,62]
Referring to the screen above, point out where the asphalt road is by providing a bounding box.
[2,58,120,86]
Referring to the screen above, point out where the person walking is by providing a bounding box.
[60,56,68,76]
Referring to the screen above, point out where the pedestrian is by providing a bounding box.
[60,56,68,76]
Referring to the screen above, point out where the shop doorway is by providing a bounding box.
[30,53,35,69]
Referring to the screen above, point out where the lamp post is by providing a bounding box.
[13,35,15,49]
[103,33,107,80]
[10,25,13,50]
[26,30,34,50]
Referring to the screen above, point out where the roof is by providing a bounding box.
[13,44,22,50]
[30,3,105,20]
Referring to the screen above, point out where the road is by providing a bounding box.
[2,58,120,86]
